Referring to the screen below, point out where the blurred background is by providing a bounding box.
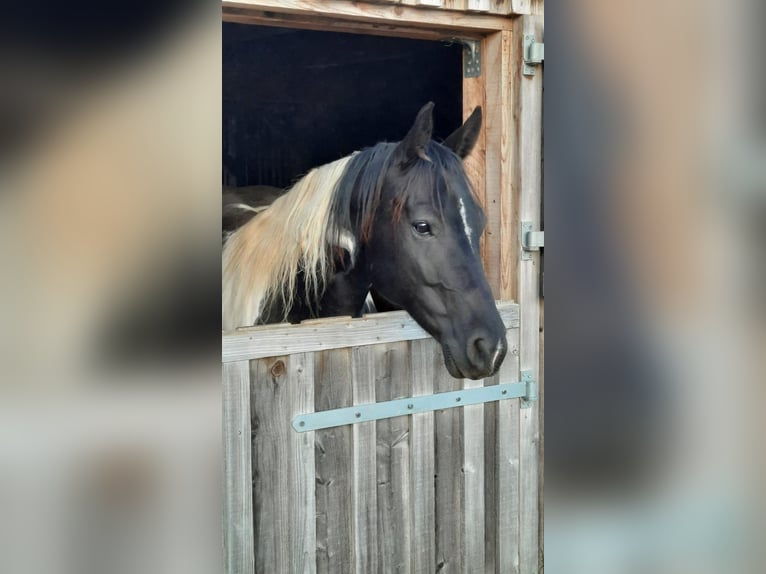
[0,0,763,572]
[0,3,221,574]
[545,0,765,572]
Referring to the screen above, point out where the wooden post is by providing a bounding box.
[510,14,544,574]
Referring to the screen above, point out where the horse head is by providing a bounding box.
[357,103,507,379]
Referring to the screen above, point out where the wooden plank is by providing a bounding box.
[484,26,526,572]
[484,30,514,300]
[488,0,510,16]
[510,0,531,14]
[223,10,481,42]
[511,14,543,574]
[351,346,379,572]
[461,375,485,573]
[374,341,412,573]
[223,360,255,574]
[251,357,291,573]
[222,0,522,34]
[495,328,520,573]
[462,47,488,280]
[287,353,317,574]
[409,338,436,573]
[467,0,491,11]
[483,371,497,573]
[223,303,519,363]
[433,346,463,573]
[315,349,354,574]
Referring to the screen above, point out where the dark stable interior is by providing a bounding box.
[223,23,464,191]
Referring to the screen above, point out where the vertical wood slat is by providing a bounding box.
[467,0,491,11]
[410,338,436,573]
[483,372,498,574]
[375,342,412,573]
[315,350,354,574]
[223,360,255,574]
[462,376,485,574]
[288,353,317,574]
[352,346,379,573]
[434,349,463,574]
[251,355,316,574]
[251,357,289,573]
[496,329,521,573]
[462,43,489,289]
[484,29,514,301]
[512,14,544,574]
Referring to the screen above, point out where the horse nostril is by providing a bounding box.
[467,334,493,367]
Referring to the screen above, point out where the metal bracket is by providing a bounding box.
[462,39,481,78]
[521,221,544,260]
[523,35,544,76]
[293,373,536,432]
[520,370,538,409]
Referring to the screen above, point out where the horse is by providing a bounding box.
[222,102,507,379]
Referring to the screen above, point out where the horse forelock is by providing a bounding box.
[222,154,355,329]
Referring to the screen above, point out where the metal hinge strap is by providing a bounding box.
[293,371,536,432]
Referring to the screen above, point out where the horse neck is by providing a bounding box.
[317,255,371,319]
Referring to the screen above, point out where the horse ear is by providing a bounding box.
[394,102,434,166]
[443,106,482,159]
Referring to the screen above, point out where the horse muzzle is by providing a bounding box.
[442,329,508,380]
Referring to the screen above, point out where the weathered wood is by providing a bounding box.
[222,0,524,36]
[512,14,543,574]
[252,354,317,573]
[287,353,317,574]
[467,0,491,11]
[374,342,412,573]
[495,328,520,573]
[461,375,485,574]
[223,360,255,574]
[434,346,463,573]
[352,346,379,572]
[251,357,290,573]
[461,50,489,280]
[484,30,514,301]
[223,303,519,363]
[314,349,354,574]
[483,371,498,573]
[409,338,436,572]
[223,9,482,42]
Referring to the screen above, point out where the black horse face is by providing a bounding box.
[366,104,507,379]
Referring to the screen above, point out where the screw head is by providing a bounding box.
[456,397,462,403]
[355,412,361,418]
[299,421,305,427]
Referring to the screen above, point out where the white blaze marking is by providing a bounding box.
[458,196,474,248]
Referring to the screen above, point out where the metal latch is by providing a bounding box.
[521,221,544,260]
[523,35,544,76]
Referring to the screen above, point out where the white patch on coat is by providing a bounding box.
[458,196,474,249]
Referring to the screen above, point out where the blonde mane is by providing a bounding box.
[222,155,356,330]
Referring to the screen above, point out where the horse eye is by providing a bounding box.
[412,221,431,235]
